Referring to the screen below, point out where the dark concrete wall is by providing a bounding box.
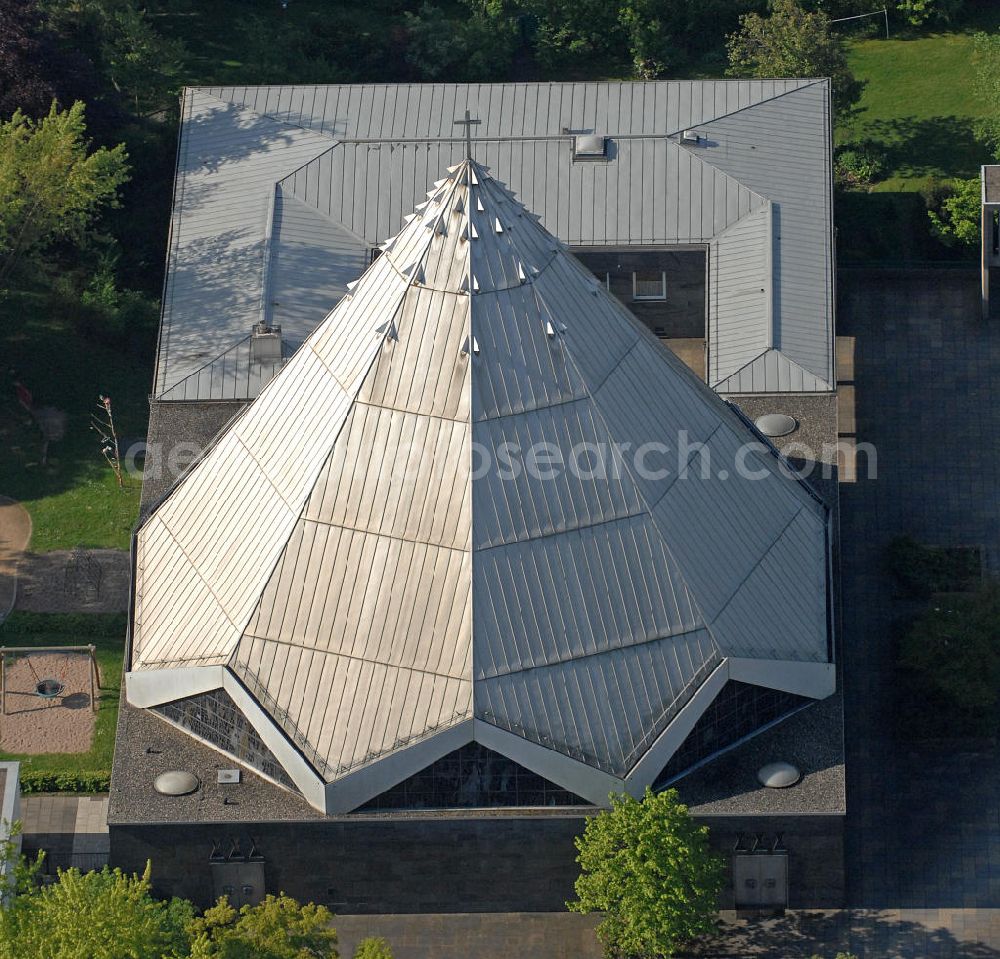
[703,815,846,910]
[110,812,844,914]
[111,816,586,913]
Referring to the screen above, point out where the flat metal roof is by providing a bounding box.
[155,81,834,400]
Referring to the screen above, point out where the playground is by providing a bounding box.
[0,647,99,754]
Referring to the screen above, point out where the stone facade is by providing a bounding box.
[109,811,844,913]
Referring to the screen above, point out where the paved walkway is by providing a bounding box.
[21,794,109,874]
[718,269,1000,957]
[0,496,31,622]
[335,913,603,959]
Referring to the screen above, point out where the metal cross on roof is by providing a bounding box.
[454,110,481,160]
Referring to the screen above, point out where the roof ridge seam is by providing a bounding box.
[705,504,807,639]
[526,276,722,657]
[237,635,472,683]
[476,624,717,681]
[667,78,826,137]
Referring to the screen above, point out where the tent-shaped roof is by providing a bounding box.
[129,159,833,813]
[153,81,834,401]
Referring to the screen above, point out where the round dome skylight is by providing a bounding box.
[754,413,798,438]
[154,770,200,796]
[757,761,801,788]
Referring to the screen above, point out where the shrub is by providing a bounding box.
[354,936,394,959]
[834,141,886,187]
[898,585,1000,718]
[569,788,723,958]
[18,771,111,794]
[926,177,981,249]
[884,536,982,599]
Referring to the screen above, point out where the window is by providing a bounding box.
[633,270,667,300]
[591,271,611,290]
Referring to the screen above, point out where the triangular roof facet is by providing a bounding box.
[130,159,831,811]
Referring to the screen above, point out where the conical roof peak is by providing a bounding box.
[129,156,832,813]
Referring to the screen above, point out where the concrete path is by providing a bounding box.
[0,496,31,622]
[711,269,1000,957]
[335,913,602,959]
[20,794,109,874]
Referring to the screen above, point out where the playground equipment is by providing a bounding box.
[0,646,99,714]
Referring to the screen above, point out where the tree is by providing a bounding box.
[402,3,517,82]
[352,937,393,959]
[39,0,184,116]
[520,0,625,70]
[568,788,724,958]
[0,99,128,285]
[0,862,194,959]
[188,893,339,959]
[0,0,100,120]
[726,0,862,113]
[899,585,1000,716]
[894,0,961,26]
[619,0,676,79]
[926,177,981,248]
[974,31,1000,161]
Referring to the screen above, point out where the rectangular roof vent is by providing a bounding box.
[573,133,608,160]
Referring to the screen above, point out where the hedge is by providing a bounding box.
[18,771,112,795]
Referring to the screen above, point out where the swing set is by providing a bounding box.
[0,645,99,715]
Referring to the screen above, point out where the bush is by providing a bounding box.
[19,771,111,794]
[354,936,394,959]
[884,535,982,598]
[834,141,886,187]
[926,177,981,249]
[402,3,517,81]
[569,788,723,958]
[898,585,1000,720]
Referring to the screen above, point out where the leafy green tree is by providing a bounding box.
[0,99,128,285]
[352,937,393,959]
[569,788,723,958]
[39,0,184,115]
[926,177,981,248]
[402,3,517,81]
[520,0,625,71]
[188,893,338,959]
[0,862,193,959]
[894,0,961,26]
[727,0,862,112]
[974,31,1000,161]
[619,0,675,79]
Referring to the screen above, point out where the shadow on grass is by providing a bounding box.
[0,283,149,550]
[836,189,976,265]
[858,115,988,182]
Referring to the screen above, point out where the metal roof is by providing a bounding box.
[129,160,834,813]
[154,81,834,400]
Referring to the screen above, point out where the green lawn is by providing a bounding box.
[0,283,146,552]
[835,9,1000,262]
[0,613,125,792]
[845,29,994,190]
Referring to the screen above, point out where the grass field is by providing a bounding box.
[0,613,125,790]
[835,7,1000,261]
[0,283,147,552]
[845,27,997,190]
